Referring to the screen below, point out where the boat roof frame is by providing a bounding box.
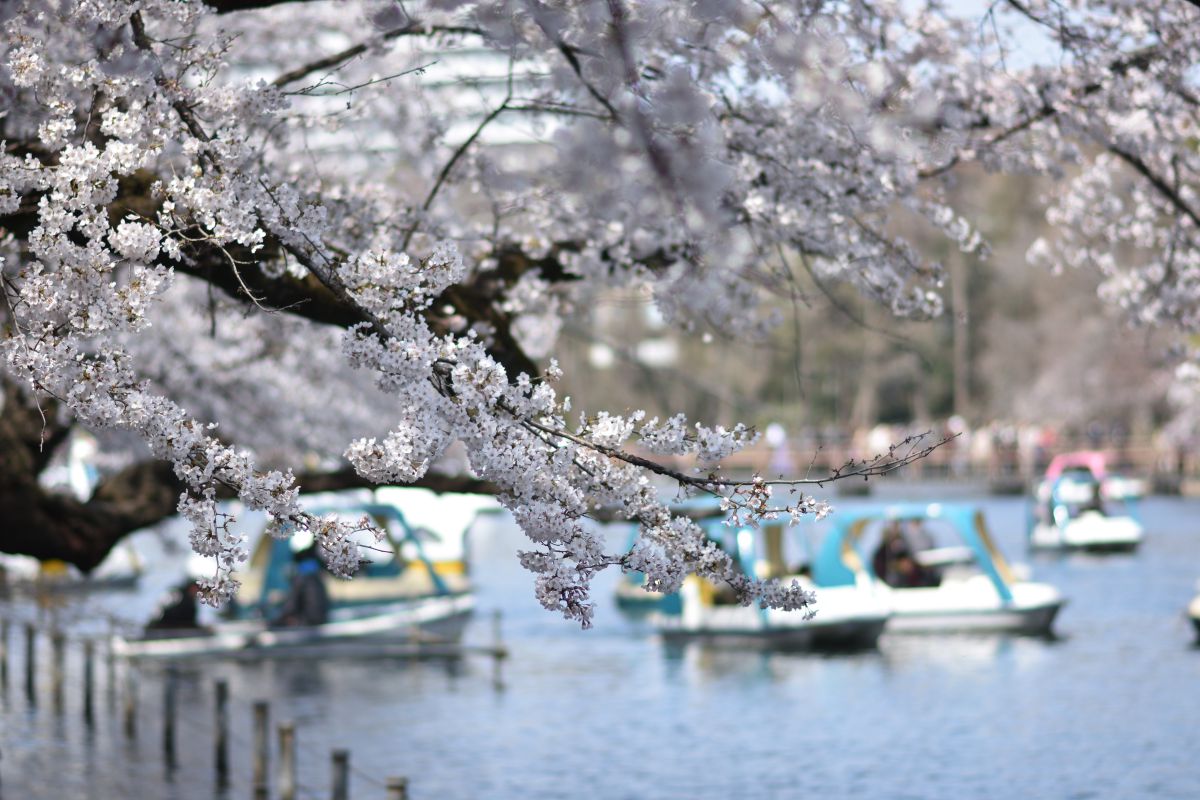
[811,502,1015,601]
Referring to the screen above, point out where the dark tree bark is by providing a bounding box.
[0,382,180,571]
[0,381,499,571]
[0,460,183,572]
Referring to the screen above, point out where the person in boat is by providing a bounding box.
[871,523,908,587]
[903,520,942,584]
[147,580,202,630]
[1082,479,1105,514]
[872,523,937,589]
[1048,472,1105,525]
[272,545,330,627]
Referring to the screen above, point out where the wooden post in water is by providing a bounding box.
[82,640,95,727]
[24,624,36,706]
[106,638,116,710]
[386,776,409,800]
[123,664,137,739]
[0,618,9,695]
[330,749,350,800]
[492,609,505,690]
[163,666,178,769]
[278,722,296,800]
[51,631,65,712]
[214,680,229,789]
[252,701,270,800]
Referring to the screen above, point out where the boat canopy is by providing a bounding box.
[1044,451,1109,481]
[238,501,463,618]
[811,503,1016,602]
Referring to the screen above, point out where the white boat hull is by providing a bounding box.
[113,593,475,660]
[658,616,888,651]
[1030,513,1143,552]
[884,603,1061,635]
[881,578,1064,635]
[657,583,890,651]
[0,551,141,594]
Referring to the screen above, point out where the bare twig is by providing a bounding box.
[285,62,437,97]
[553,42,621,121]
[271,23,484,89]
[514,405,954,490]
[400,89,513,250]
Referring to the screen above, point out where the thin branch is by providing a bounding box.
[919,103,1054,179]
[514,403,955,490]
[401,95,512,250]
[130,12,212,145]
[1106,141,1200,230]
[792,248,934,367]
[554,42,621,120]
[605,0,675,192]
[285,62,437,97]
[503,102,610,120]
[271,23,484,89]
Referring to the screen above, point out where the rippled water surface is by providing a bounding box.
[2,493,1199,799]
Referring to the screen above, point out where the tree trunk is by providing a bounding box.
[0,461,183,572]
[0,381,499,571]
[950,252,971,421]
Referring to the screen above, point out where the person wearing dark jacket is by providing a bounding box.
[871,523,937,588]
[273,546,331,627]
[147,580,202,630]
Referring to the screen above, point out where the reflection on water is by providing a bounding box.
[2,496,1199,799]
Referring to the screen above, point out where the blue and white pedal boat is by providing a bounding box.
[812,503,1065,635]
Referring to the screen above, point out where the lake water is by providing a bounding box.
[1,492,1198,799]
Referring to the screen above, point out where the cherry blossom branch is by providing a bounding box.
[513,408,955,490]
[918,104,1056,179]
[918,42,1162,179]
[284,62,437,97]
[130,12,213,146]
[1105,141,1200,229]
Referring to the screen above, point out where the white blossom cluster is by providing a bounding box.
[0,0,380,600]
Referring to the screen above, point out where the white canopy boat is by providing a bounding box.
[811,503,1065,635]
[1188,589,1200,644]
[1030,468,1144,552]
[116,493,487,660]
[1027,453,1147,554]
[1029,509,1143,552]
[112,593,476,659]
[657,578,890,650]
[652,514,891,651]
[0,542,144,593]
